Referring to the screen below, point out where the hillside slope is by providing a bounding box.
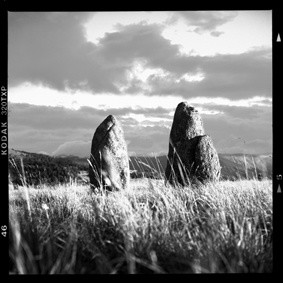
[218,153,272,180]
[8,149,89,187]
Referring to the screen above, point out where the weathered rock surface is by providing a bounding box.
[89,115,130,191]
[169,102,205,143]
[193,135,221,182]
[165,102,221,185]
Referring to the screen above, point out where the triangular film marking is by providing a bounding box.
[277,184,282,193]
[277,33,281,42]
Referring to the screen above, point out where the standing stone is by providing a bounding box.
[89,115,130,192]
[165,102,221,186]
[194,135,221,182]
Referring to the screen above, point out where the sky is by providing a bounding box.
[8,11,272,157]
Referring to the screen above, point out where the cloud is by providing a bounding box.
[85,11,237,45]
[7,103,172,156]
[52,127,170,158]
[215,137,272,155]
[8,12,121,93]
[210,31,224,37]
[8,101,271,156]
[94,23,271,99]
[147,48,272,99]
[173,11,238,34]
[8,103,173,131]
[9,12,271,102]
[8,13,187,94]
[8,103,105,130]
[7,12,272,156]
[195,103,271,120]
[8,125,92,157]
[8,127,66,154]
[125,125,170,156]
[201,112,272,154]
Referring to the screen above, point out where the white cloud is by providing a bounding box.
[161,11,271,56]
[8,83,183,110]
[196,107,224,115]
[122,113,171,123]
[189,96,272,108]
[9,83,271,113]
[83,12,172,45]
[115,59,170,93]
[8,12,272,156]
[176,71,205,83]
[84,11,271,57]
[129,59,168,83]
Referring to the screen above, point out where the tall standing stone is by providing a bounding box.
[89,115,130,192]
[165,102,221,186]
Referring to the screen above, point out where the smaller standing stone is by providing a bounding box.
[165,102,221,186]
[89,115,130,192]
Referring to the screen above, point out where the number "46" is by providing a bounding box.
[1,225,7,237]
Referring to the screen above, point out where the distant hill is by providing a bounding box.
[8,149,89,187]
[8,149,272,188]
[218,153,272,180]
[9,148,46,158]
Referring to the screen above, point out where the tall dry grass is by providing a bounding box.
[9,176,272,274]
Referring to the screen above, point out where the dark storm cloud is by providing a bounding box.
[8,13,183,93]
[196,49,272,99]
[97,24,271,99]
[8,13,186,93]
[8,12,124,93]
[8,12,272,156]
[147,49,272,99]
[96,23,184,71]
[94,23,271,98]
[9,12,271,100]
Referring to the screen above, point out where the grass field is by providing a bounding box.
[9,177,272,274]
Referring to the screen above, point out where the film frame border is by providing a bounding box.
[0,1,281,277]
